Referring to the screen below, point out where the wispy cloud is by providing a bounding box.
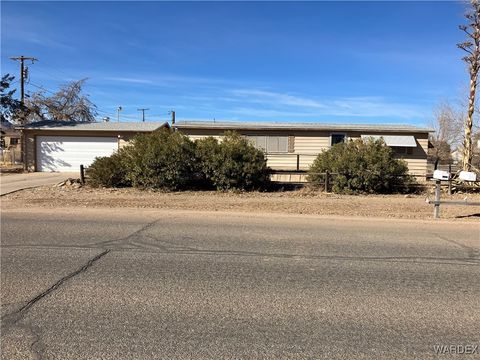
[228,107,320,118]
[84,72,431,122]
[103,77,154,84]
[228,89,429,119]
[2,14,74,51]
[231,89,326,109]
[24,33,75,51]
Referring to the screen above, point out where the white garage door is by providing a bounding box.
[36,136,118,172]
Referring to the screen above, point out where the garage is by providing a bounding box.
[36,136,119,172]
[21,121,169,172]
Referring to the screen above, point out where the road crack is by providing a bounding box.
[436,234,480,260]
[1,249,110,330]
[88,218,162,249]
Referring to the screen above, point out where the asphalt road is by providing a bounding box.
[0,173,78,196]
[1,207,479,359]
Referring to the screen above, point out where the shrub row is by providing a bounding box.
[86,129,270,191]
[87,130,414,194]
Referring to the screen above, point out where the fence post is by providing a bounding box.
[448,164,452,196]
[434,179,441,219]
[325,170,329,193]
[296,154,300,171]
[80,164,85,185]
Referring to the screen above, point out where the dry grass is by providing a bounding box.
[2,185,480,221]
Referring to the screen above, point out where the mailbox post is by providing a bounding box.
[434,180,441,219]
[432,170,449,219]
[427,170,480,218]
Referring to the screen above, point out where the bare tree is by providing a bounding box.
[428,102,463,167]
[27,79,97,123]
[458,0,480,171]
[431,102,463,145]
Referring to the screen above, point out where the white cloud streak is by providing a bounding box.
[228,89,428,119]
[231,89,326,109]
[103,77,154,84]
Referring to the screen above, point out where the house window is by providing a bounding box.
[331,134,346,146]
[393,146,413,155]
[10,138,19,146]
[247,136,288,153]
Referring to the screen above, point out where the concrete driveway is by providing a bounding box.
[0,172,78,196]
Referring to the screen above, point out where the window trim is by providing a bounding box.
[9,138,19,146]
[392,146,413,156]
[330,133,347,146]
[245,135,289,153]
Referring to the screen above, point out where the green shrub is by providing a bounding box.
[196,131,271,191]
[194,136,220,189]
[307,138,414,194]
[121,129,198,190]
[86,152,130,188]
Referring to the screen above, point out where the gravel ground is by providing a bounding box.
[2,185,480,220]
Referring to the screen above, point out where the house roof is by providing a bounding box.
[0,128,20,137]
[174,120,433,133]
[1,120,19,135]
[19,120,169,132]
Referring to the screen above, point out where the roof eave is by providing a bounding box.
[17,121,169,132]
[174,124,432,133]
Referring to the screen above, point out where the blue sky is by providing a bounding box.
[0,1,469,126]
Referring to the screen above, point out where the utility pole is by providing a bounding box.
[170,110,175,125]
[117,106,122,122]
[10,56,37,108]
[10,55,37,171]
[137,108,149,122]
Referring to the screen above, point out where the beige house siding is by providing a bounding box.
[178,128,430,177]
[271,173,308,183]
[1,133,21,149]
[293,133,330,154]
[265,154,297,170]
[26,132,36,171]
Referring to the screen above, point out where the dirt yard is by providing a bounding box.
[2,184,480,221]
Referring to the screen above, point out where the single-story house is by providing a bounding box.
[174,121,432,179]
[20,120,169,172]
[20,119,432,179]
[1,121,22,164]
[1,120,21,150]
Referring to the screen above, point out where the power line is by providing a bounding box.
[29,82,56,95]
[34,66,69,83]
[35,62,74,80]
